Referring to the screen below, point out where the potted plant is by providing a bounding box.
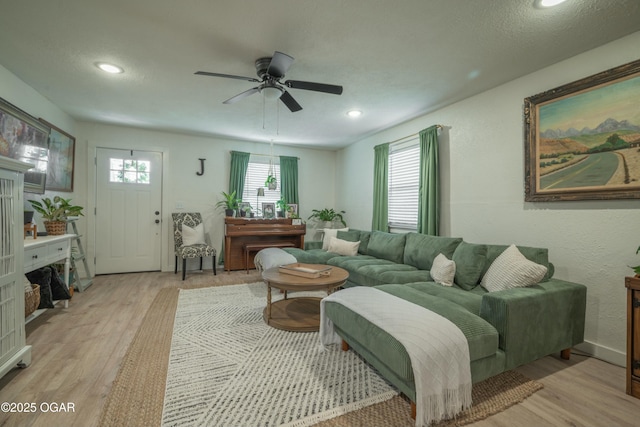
[243,205,255,218]
[28,196,84,236]
[215,191,240,216]
[276,198,289,218]
[265,175,277,191]
[308,208,347,227]
[632,247,640,276]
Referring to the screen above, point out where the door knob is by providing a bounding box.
[155,219,160,224]
[155,211,160,215]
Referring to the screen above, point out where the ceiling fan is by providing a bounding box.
[195,51,343,112]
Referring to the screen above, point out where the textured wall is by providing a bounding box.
[336,31,640,365]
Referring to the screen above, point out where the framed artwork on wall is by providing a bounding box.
[524,58,640,202]
[0,97,50,194]
[39,119,75,192]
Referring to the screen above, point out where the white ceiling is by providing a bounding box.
[1,0,639,150]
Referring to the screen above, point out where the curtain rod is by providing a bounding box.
[231,151,300,160]
[387,125,444,145]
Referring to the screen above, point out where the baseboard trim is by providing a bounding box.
[574,340,625,367]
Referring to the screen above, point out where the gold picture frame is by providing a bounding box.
[524,59,640,202]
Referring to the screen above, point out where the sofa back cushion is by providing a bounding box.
[338,229,371,255]
[367,231,407,264]
[482,244,553,281]
[451,241,488,290]
[403,233,462,271]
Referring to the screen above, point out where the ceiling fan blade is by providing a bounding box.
[280,90,302,112]
[195,71,260,83]
[267,51,294,78]
[223,87,260,104]
[285,80,343,95]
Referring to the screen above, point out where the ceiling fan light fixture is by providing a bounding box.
[96,62,124,74]
[536,0,567,8]
[260,85,284,100]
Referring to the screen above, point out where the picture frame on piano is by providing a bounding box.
[262,202,275,219]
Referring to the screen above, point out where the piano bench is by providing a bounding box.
[244,242,296,273]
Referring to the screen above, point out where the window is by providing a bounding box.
[241,156,280,213]
[388,140,419,230]
[109,158,150,184]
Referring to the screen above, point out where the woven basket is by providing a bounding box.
[25,284,40,317]
[44,220,67,235]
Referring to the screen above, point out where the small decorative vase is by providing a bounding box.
[44,220,67,236]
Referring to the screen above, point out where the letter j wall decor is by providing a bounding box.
[524,59,640,202]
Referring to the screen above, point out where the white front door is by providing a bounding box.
[95,148,162,274]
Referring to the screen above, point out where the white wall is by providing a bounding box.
[76,122,337,273]
[0,64,86,237]
[337,31,640,366]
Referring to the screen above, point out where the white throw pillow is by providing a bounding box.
[327,237,360,257]
[430,253,456,287]
[481,244,548,292]
[322,227,349,251]
[181,223,206,246]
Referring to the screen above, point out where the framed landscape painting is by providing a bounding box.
[40,119,75,192]
[0,97,49,193]
[524,59,640,201]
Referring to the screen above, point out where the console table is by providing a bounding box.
[24,234,74,314]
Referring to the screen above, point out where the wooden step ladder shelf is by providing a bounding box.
[67,219,93,292]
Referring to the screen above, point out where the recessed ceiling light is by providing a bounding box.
[347,110,362,118]
[96,62,124,74]
[537,0,567,7]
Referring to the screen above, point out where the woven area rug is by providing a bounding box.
[99,275,544,427]
[161,282,398,427]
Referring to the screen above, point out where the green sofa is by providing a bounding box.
[283,230,587,405]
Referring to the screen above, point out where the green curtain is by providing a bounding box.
[221,151,250,265]
[279,155,299,204]
[416,126,440,235]
[229,151,250,198]
[371,143,389,232]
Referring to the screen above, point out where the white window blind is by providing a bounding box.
[388,141,419,230]
[241,155,281,214]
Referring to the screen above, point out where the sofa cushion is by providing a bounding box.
[337,230,360,242]
[481,245,548,292]
[322,228,349,250]
[325,286,499,383]
[430,253,456,286]
[367,231,407,264]
[379,269,432,285]
[403,282,484,315]
[283,248,339,264]
[378,284,499,362]
[328,237,360,256]
[358,230,371,255]
[452,241,488,290]
[482,244,552,281]
[328,255,414,287]
[403,233,462,271]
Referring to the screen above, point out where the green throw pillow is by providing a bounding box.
[337,230,361,242]
[403,233,462,271]
[367,231,407,264]
[452,241,488,290]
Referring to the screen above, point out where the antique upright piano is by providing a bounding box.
[224,217,306,271]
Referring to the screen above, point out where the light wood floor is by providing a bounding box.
[1,271,639,427]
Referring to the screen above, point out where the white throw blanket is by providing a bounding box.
[320,287,472,427]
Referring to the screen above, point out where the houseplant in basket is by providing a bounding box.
[28,196,84,235]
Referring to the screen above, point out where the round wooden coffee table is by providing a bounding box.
[262,264,349,332]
